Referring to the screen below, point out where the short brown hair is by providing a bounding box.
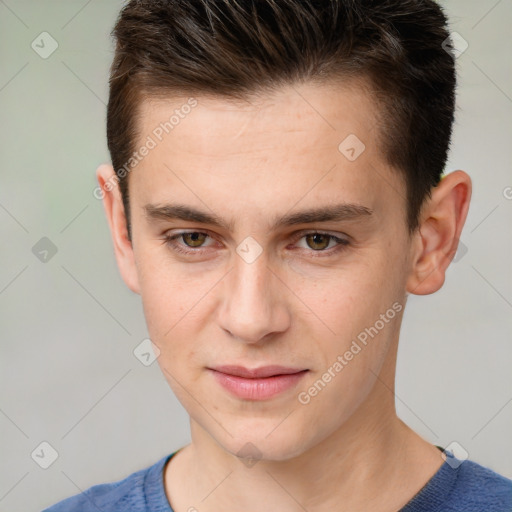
[106,0,456,239]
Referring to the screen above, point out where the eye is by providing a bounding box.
[291,231,350,257]
[299,233,341,251]
[163,231,214,255]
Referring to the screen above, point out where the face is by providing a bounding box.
[121,82,415,461]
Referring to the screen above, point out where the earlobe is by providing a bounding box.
[96,163,141,294]
[406,170,472,295]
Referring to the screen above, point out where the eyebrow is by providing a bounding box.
[143,202,373,231]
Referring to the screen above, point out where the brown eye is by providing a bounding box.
[305,233,332,250]
[182,232,208,247]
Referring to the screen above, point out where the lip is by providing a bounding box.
[208,365,308,400]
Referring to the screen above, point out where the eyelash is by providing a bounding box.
[163,230,350,258]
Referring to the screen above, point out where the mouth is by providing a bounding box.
[207,365,309,400]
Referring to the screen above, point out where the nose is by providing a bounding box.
[217,252,291,344]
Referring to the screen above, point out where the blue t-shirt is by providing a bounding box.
[43,448,512,511]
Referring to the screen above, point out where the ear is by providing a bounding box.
[96,164,140,294]
[406,170,472,295]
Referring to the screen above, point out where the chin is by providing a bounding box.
[219,425,311,464]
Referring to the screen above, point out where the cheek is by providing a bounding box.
[136,256,189,350]
[295,304,401,437]
[135,243,193,322]
[135,250,220,369]
[297,253,398,332]
[298,250,404,387]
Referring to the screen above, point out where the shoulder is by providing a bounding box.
[450,459,512,510]
[42,454,172,512]
[402,457,512,512]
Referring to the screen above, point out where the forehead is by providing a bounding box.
[130,82,405,230]
[138,81,381,156]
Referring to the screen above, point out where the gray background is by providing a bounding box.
[0,1,511,511]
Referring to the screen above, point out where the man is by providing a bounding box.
[44,0,512,510]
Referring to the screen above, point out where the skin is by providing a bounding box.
[97,81,471,512]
